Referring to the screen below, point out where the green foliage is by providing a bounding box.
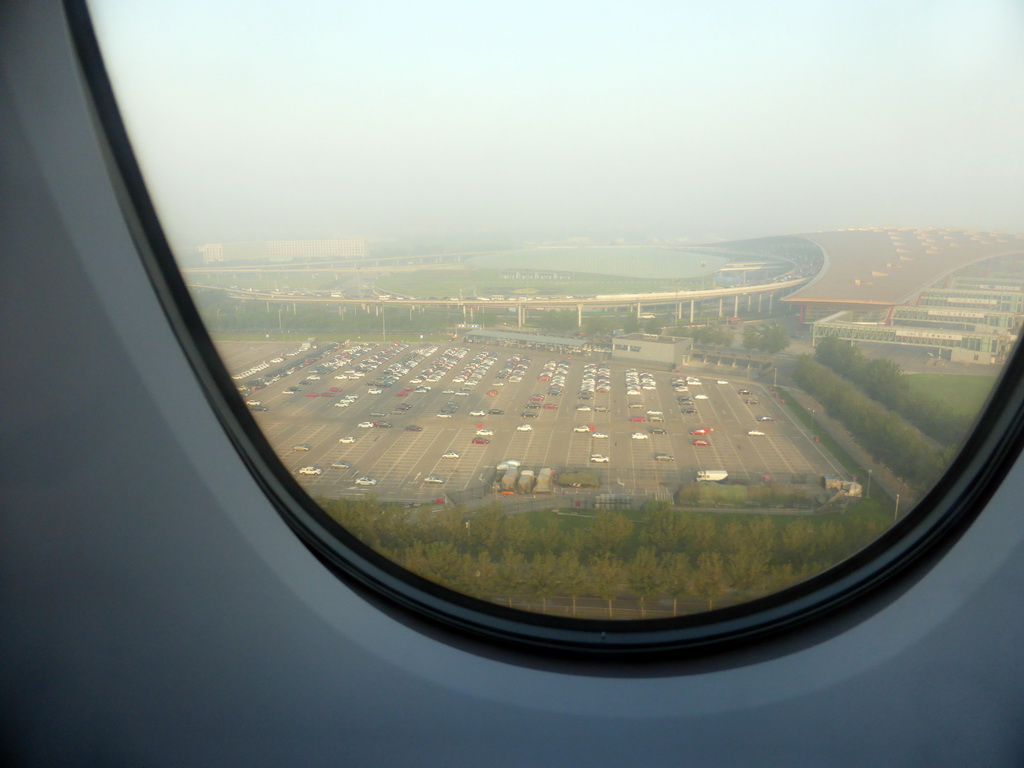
[742,323,790,353]
[317,495,894,618]
[675,324,731,346]
[793,355,948,490]
[814,337,972,445]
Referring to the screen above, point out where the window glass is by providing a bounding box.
[88,0,1024,622]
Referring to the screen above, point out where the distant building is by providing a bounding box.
[611,334,693,367]
[198,239,368,264]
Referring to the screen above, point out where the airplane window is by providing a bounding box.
[76,0,1024,651]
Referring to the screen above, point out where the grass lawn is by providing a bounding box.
[905,374,997,417]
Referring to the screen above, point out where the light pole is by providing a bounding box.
[894,493,900,521]
[866,469,872,499]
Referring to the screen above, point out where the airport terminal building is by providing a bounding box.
[782,228,1024,364]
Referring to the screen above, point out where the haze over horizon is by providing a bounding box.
[90,1,1024,252]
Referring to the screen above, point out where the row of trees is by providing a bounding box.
[742,324,790,354]
[792,356,954,490]
[814,337,971,445]
[319,498,889,616]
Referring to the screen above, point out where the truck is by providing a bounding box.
[501,466,519,493]
[517,469,536,494]
[534,467,554,493]
[696,469,729,482]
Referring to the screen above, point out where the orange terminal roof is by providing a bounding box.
[783,227,1024,307]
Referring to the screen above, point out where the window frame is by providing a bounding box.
[64,0,1024,658]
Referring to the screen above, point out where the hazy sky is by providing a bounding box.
[89,0,1024,251]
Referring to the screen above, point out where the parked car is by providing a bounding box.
[297,466,322,476]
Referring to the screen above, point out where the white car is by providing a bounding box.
[339,436,356,443]
[590,454,610,463]
[470,410,487,417]
[354,477,378,486]
[695,394,710,400]
[592,432,609,439]
[476,429,494,436]
[748,430,766,437]
[297,466,322,476]
[357,422,374,428]
[573,425,592,433]
[631,432,649,440]
[717,380,729,384]
[367,388,382,394]
[334,401,350,407]
[442,452,460,459]
[516,424,532,431]
[576,405,592,411]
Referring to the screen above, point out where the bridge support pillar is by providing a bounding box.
[734,294,739,316]
[758,293,763,313]
[719,297,723,317]
[577,304,583,326]
[690,300,695,323]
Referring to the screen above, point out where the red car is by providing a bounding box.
[486,390,498,397]
[690,428,712,435]
[530,395,545,402]
[543,403,558,409]
[692,439,710,447]
[395,391,408,397]
[629,416,646,422]
[471,438,490,445]
[306,392,319,397]
[330,387,342,392]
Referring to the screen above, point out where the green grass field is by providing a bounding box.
[905,374,997,416]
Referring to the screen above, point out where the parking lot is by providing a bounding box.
[226,340,845,502]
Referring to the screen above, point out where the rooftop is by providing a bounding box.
[784,228,1024,306]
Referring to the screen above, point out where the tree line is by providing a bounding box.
[792,355,954,490]
[814,337,971,445]
[320,497,889,618]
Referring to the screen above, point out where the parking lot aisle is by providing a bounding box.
[387,431,435,487]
